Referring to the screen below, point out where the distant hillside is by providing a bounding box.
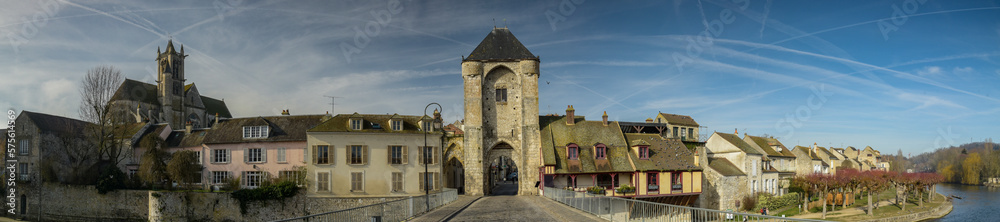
[908,140,999,185]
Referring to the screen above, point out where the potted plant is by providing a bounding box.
[587,186,606,194]
[615,184,635,194]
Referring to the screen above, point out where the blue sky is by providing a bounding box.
[1,0,998,155]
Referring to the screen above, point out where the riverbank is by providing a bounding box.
[791,192,951,221]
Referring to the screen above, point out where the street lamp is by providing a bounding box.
[423,103,442,211]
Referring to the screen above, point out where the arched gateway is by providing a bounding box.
[460,28,541,196]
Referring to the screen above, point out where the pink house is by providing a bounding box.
[130,114,326,189]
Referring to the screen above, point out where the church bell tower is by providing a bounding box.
[156,40,188,129]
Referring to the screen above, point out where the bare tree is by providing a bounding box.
[79,65,131,168]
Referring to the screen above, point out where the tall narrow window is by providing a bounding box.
[18,163,28,181]
[391,172,403,192]
[422,121,432,132]
[277,147,287,163]
[349,145,366,165]
[672,127,679,138]
[391,120,403,131]
[18,140,28,155]
[351,172,364,192]
[350,119,362,130]
[390,145,406,164]
[688,128,694,140]
[638,146,649,159]
[317,172,329,191]
[316,145,329,164]
[495,88,507,102]
[567,144,579,160]
[672,173,682,191]
[595,144,607,159]
[648,173,659,191]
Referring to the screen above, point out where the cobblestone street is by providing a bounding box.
[410,181,606,222]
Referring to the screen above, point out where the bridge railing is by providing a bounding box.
[543,187,827,222]
[272,188,457,222]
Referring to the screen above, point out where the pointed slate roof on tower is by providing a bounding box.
[465,28,537,61]
[165,40,176,53]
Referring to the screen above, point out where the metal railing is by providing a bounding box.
[273,188,457,222]
[543,187,827,222]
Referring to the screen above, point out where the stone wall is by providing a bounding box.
[21,183,148,222]
[149,190,402,222]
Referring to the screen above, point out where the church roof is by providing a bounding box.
[201,96,231,118]
[111,79,159,104]
[465,28,537,61]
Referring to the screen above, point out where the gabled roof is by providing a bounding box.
[309,113,434,134]
[540,115,633,174]
[110,79,159,104]
[201,96,232,118]
[713,132,762,155]
[624,133,700,171]
[205,115,325,144]
[657,113,699,126]
[166,129,208,148]
[465,28,536,61]
[816,146,840,160]
[745,135,782,156]
[708,157,746,176]
[18,111,93,135]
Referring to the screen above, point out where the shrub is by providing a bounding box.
[167,150,201,189]
[741,194,758,212]
[615,184,635,193]
[96,167,126,194]
[231,181,300,214]
[587,186,605,194]
[757,192,801,211]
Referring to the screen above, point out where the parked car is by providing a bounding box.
[508,172,518,181]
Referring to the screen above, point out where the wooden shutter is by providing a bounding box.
[241,171,246,187]
[226,149,231,163]
[362,145,369,165]
[435,172,442,190]
[243,148,249,163]
[418,146,424,165]
[402,146,408,164]
[210,149,216,163]
[261,148,267,163]
[311,146,318,164]
[328,146,333,165]
[433,146,439,164]
[387,145,393,164]
[419,173,425,191]
[347,146,353,164]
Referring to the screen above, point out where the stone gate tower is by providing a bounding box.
[462,28,541,195]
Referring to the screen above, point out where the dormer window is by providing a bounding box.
[638,145,649,159]
[350,119,362,130]
[391,120,403,131]
[595,144,607,159]
[422,121,432,132]
[243,125,268,139]
[567,144,579,160]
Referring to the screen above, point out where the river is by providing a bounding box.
[923,183,1000,222]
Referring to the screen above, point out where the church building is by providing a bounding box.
[109,40,232,129]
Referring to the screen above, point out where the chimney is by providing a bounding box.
[735,128,738,135]
[602,111,608,126]
[213,113,219,127]
[185,121,193,134]
[281,109,290,115]
[565,105,575,125]
[693,149,700,167]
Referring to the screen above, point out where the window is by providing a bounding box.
[212,171,230,184]
[422,121,432,132]
[671,173,682,191]
[752,180,757,193]
[420,146,437,164]
[19,140,28,155]
[672,127,679,138]
[350,119,362,130]
[638,146,649,159]
[680,127,686,138]
[246,148,264,163]
[419,172,439,191]
[18,163,28,181]
[596,174,613,187]
[349,145,367,165]
[243,125,268,139]
[495,88,507,102]
[128,169,138,177]
[391,120,403,131]
[317,172,330,191]
[212,149,229,163]
[194,151,201,163]
[595,144,606,159]
[315,145,330,164]
[648,173,659,191]
[351,172,364,192]
[244,171,264,188]
[567,144,579,160]
[389,145,407,164]
[688,128,694,139]
[279,171,303,185]
[277,148,286,163]
[391,172,403,192]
